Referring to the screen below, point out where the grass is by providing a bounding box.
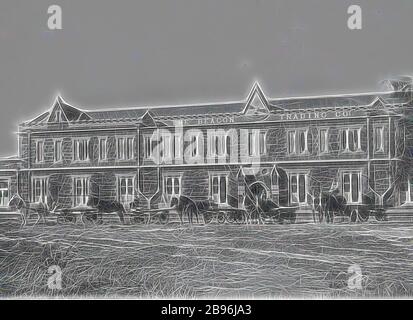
[0,220,412,298]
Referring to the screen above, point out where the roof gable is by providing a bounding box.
[47,96,91,123]
[243,82,270,115]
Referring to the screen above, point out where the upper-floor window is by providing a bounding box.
[99,137,107,161]
[35,140,44,163]
[191,134,200,157]
[341,128,361,152]
[54,139,62,162]
[73,139,89,161]
[248,131,266,156]
[173,134,182,159]
[374,126,385,153]
[319,129,329,154]
[144,135,152,159]
[160,135,171,161]
[117,136,134,160]
[287,129,308,155]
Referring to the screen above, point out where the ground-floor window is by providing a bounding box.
[164,175,181,204]
[400,175,413,204]
[289,173,307,205]
[0,180,9,207]
[211,174,228,204]
[342,171,362,204]
[118,176,134,205]
[73,177,89,206]
[32,177,48,203]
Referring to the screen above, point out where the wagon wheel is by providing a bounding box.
[217,211,226,224]
[374,208,386,221]
[226,211,236,223]
[202,211,214,224]
[82,212,102,226]
[358,206,370,223]
[234,210,246,224]
[158,211,169,225]
[349,208,358,223]
[131,213,148,224]
[244,182,267,224]
[58,211,76,224]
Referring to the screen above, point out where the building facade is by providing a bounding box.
[1,78,413,214]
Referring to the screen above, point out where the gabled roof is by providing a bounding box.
[47,96,91,123]
[21,80,413,127]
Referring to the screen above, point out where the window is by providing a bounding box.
[144,135,152,159]
[289,173,307,205]
[288,131,296,154]
[32,177,47,203]
[341,128,361,152]
[288,129,308,154]
[73,177,89,206]
[342,172,362,204]
[54,140,62,162]
[35,140,44,163]
[248,130,266,156]
[173,134,182,159]
[374,126,385,153]
[400,175,413,204]
[99,138,107,161]
[0,180,9,207]
[211,175,227,204]
[319,129,329,153]
[164,176,181,203]
[160,135,171,161]
[118,176,134,205]
[259,132,266,155]
[55,109,62,122]
[117,137,134,160]
[191,135,199,157]
[74,139,89,161]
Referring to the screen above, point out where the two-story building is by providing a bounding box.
[1,77,412,217]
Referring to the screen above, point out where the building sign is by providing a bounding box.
[181,107,364,126]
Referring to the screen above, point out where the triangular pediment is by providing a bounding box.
[47,96,91,123]
[141,110,157,127]
[243,82,270,115]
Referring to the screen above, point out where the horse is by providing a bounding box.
[8,194,49,227]
[318,190,347,223]
[170,195,200,224]
[87,195,125,224]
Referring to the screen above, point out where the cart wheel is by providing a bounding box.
[132,214,148,224]
[158,211,169,225]
[350,208,358,223]
[358,207,369,223]
[235,211,246,224]
[288,210,297,224]
[203,212,213,224]
[82,212,100,226]
[217,211,226,224]
[375,209,386,221]
[226,212,236,223]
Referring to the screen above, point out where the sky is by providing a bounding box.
[0,0,413,155]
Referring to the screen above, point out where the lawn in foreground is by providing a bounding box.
[0,221,412,298]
